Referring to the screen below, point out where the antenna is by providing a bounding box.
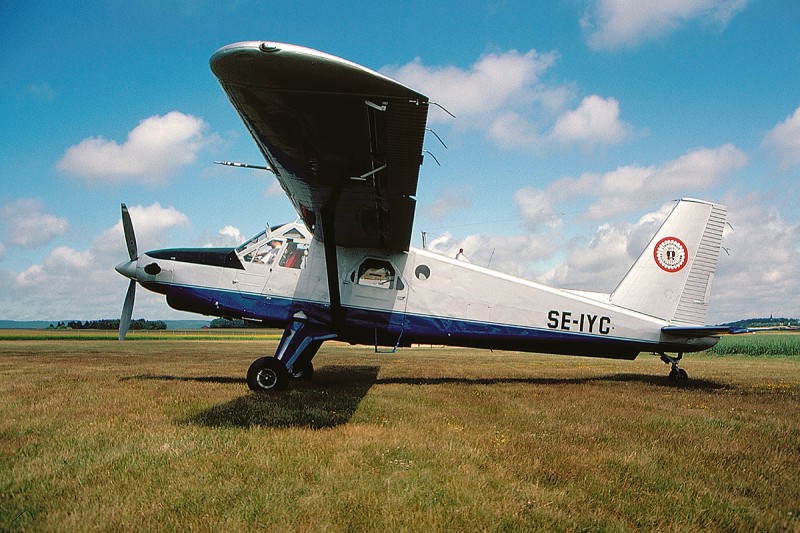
[429,101,456,118]
[422,150,441,166]
[214,160,274,173]
[426,128,448,149]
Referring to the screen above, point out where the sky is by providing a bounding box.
[1,0,798,324]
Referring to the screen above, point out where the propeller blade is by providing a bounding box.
[119,279,135,341]
[121,203,138,261]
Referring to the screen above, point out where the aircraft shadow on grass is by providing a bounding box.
[124,367,727,430]
[376,373,728,391]
[142,365,382,430]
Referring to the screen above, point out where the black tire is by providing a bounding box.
[678,368,689,380]
[668,368,679,381]
[247,357,289,392]
[290,361,314,381]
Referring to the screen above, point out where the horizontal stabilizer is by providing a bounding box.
[662,325,746,337]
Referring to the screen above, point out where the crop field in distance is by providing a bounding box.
[1,330,799,531]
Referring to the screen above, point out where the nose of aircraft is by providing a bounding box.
[115,259,138,280]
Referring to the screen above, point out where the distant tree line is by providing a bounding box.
[722,317,799,328]
[209,318,264,328]
[59,319,167,330]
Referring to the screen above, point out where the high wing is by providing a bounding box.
[210,41,429,252]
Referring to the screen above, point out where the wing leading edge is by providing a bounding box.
[210,41,430,252]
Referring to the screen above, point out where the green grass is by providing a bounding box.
[708,332,800,356]
[1,333,799,531]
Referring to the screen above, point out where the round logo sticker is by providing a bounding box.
[653,237,688,272]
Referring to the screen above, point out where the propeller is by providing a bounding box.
[121,203,137,261]
[120,278,136,341]
[116,204,138,341]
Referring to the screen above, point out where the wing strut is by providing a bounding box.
[320,207,344,329]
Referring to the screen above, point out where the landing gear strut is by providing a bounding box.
[246,312,336,393]
[659,352,688,381]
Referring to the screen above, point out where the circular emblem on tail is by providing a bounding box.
[654,237,688,272]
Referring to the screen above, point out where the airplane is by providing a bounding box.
[115,41,736,392]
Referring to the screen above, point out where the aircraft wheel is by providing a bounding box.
[247,357,289,392]
[668,368,679,381]
[290,361,314,381]
[678,368,688,380]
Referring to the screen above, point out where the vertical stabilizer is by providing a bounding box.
[610,199,727,325]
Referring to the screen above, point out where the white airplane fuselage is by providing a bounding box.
[122,226,717,360]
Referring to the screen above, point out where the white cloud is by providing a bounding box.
[762,106,800,169]
[7,242,132,320]
[513,187,561,231]
[219,226,244,245]
[57,112,213,185]
[383,50,561,122]
[94,203,190,255]
[0,198,68,247]
[1,203,193,321]
[427,230,558,278]
[424,188,472,220]
[710,193,800,322]
[16,246,93,287]
[537,203,673,290]
[551,95,630,144]
[200,225,245,248]
[384,50,631,150]
[265,179,285,198]
[486,111,544,147]
[582,0,750,50]
[549,144,747,217]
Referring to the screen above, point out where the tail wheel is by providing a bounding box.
[668,367,689,381]
[247,357,289,392]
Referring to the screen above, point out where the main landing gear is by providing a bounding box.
[246,357,314,391]
[659,352,689,381]
[246,312,336,393]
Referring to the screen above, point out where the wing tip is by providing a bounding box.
[210,41,428,100]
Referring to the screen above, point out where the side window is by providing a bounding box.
[250,239,283,265]
[278,241,309,270]
[356,259,401,289]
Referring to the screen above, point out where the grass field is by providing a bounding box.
[1,331,799,531]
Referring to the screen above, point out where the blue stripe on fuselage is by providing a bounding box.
[145,282,676,359]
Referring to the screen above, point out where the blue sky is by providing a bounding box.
[1,0,798,323]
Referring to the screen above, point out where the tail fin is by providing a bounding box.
[610,198,727,325]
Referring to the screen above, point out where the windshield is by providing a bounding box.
[236,229,272,254]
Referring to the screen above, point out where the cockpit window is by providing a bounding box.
[237,223,311,266]
[247,239,283,265]
[355,259,402,289]
[279,242,308,269]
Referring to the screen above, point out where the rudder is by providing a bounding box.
[610,199,727,325]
